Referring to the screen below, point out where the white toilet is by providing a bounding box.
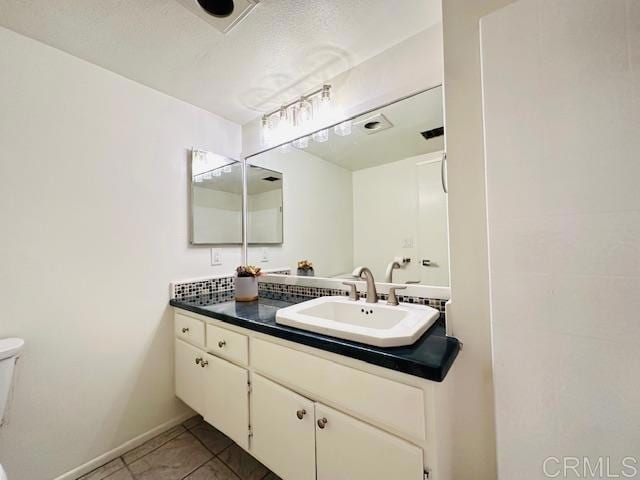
[0,337,25,480]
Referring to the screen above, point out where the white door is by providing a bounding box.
[250,374,316,480]
[315,403,423,480]
[417,157,449,286]
[202,353,250,449]
[175,338,204,413]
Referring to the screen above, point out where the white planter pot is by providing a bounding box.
[235,276,258,302]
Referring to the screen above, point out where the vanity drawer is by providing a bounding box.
[251,338,426,441]
[175,313,205,348]
[206,324,249,366]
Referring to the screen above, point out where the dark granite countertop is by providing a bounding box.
[170,291,461,382]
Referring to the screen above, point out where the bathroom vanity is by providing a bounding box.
[171,292,460,480]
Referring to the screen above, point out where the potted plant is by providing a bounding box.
[235,265,262,302]
[297,260,314,277]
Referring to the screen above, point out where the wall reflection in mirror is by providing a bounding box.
[247,86,449,286]
[247,165,283,244]
[190,150,243,245]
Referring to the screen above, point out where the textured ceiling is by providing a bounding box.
[0,0,441,124]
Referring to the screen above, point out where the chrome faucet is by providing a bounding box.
[352,266,378,304]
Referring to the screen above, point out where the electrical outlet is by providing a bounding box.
[261,248,269,263]
[211,248,222,266]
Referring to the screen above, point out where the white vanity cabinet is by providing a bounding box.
[315,403,423,480]
[174,325,250,450]
[202,352,249,450]
[250,374,316,480]
[175,338,206,413]
[174,309,455,480]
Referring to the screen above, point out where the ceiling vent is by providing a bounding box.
[420,126,444,140]
[176,0,259,34]
[353,113,394,135]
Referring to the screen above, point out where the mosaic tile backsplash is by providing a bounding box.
[173,274,447,314]
[258,281,447,314]
[172,276,234,300]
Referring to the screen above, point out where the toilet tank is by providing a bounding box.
[0,338,24,426]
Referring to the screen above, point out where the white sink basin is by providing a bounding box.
[275,296,440,347]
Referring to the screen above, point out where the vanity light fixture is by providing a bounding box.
[261,85,335,147]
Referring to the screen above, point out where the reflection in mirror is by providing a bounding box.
[190,150,242,245]
[247,86,449,286]
[247,165,283,244]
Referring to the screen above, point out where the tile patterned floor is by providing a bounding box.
[78,416,281,480]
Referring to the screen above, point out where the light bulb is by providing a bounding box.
[334,120,352,136]
[261,116,271,146]
[318,85,331,122]
[296,98,313,128]
[312,129,329,143]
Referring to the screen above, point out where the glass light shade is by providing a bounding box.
[295,99,313,128]
[292,136,309,149]
[312,129,329,143]
[334,120,352,136]
[223,165,232,173]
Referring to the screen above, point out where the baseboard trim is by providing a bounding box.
[53,410,194,480]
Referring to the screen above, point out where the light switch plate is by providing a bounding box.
[261,248,269,263]
[211,248,222,266]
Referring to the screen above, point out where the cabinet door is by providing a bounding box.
[175,338,204,413]
[316,403,423,480]
[202,353,250,450]
[250,374,316,480]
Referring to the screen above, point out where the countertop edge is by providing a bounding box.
[170,299,460,383]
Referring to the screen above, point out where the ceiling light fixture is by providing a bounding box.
[196,0,235,18]
[261,85,338,147]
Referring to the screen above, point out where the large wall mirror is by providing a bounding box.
[246,85,450,286]
[190,150,243,245]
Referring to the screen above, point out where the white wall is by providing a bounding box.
[482,1,640,478]
[441,0,516,478]
[247,189,283,244]
[247,148,353,276]
[352,151,448,285]
[0,26,241,480]
[242,24,444,156]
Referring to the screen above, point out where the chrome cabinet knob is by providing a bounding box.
[182,327,190,333]
[296,409,306,420]
[195,357,203,365]
[200,360,209,368]
[317,417,328,429]
[218,340,226,348]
